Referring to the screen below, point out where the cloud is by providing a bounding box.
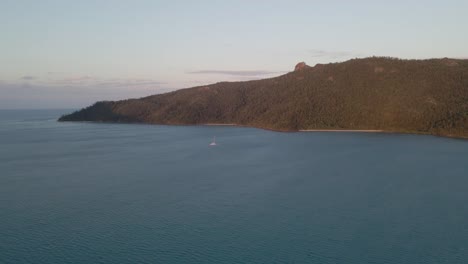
[1,75,169,108]
[95,79,166,88]
[0,80,172,109]
[45,75,98,86]
[187,70,283,77]
[61,75,96,82]
[308,49,355,59]
[20,75,36,80]
[33,75,166,90]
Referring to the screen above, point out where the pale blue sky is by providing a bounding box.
[1,0,467,108]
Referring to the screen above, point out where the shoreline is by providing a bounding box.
[59,120,468,140]
[200,124,467,140]
[203,123,237,126]
[299,129,384,133]
[201,123,385,133]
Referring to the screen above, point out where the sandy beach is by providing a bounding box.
[299,129,384,133]
[203,123,237,126]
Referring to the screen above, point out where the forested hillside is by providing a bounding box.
[59,57,468,138]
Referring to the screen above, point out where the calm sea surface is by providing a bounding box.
[1,109,468,264]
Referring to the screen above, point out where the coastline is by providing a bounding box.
[203,123,237,126]
[299,129,384,133]
[58,119,468,140]
[200,123,467,140]
[201,123,385,133]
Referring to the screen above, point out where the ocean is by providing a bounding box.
[1,109,467,263]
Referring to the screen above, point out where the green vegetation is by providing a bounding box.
[59,57,468,138]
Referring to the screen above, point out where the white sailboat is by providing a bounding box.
[209,136,217,146]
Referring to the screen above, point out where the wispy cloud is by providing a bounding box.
[187,70,283,77]
[308,49,356,59]
[31,75,166,90]
[20,75,36,80]
[95,79,166,88]
[47,71,67,75]
[50,75,97,86]
[0,79,172,109]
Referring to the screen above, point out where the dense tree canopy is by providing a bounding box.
[60,57,468,138]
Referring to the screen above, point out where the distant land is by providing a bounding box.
[59,57,468,138]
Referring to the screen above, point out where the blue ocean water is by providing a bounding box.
[0,109,468,264]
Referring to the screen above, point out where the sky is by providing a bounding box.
[1,0,467,109]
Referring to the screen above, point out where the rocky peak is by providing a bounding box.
[294,62,309,71]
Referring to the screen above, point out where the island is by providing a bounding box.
[59,57,468,138]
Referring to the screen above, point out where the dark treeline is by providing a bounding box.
[59,57,468,138]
